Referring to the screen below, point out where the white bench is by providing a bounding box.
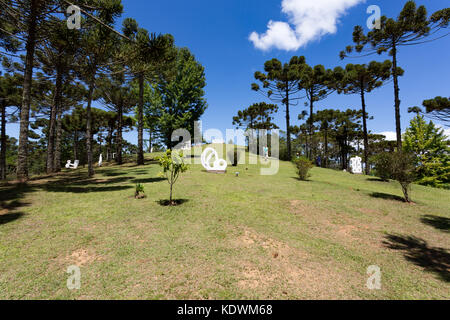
[65,160,79,169]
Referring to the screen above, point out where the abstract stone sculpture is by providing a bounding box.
[201,147,227,173]
[350,156,363,174]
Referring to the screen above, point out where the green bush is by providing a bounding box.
[389,152,416,203]
[371,153,392,181]
[135,183,145,199]
[372,151,416,202]
[293,157,313,181]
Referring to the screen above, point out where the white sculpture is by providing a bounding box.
[65,160,79,169]
[98,154,103,167]
[350,156,363,174]
[201,147,227,172]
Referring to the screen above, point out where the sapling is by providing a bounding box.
[158,150,188,206]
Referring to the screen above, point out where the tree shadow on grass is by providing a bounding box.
[421,215,450,233]
[157,199,189,207]
[0,212,25,225]
[383,234,450,282]
[370,192,405,202]
[291,177,312,182]
[131,177,165,184]
[100,169,129,177]
[42,185,133,194]
[366,177,389,182]
[68,177,134,186]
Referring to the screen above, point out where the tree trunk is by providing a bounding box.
[1,101,6,180]
[324,128,328,169]
[401,183,410,203]
[86,84,95,177]
[308,88,314,161]
[73,131,78,161]
[391,41,402,150]
[285,84,291,161]
[54,98,63,172]
[17,0,39,180]
[360,88,370,175]
[116,102,123,165]
[169,168,174,204]
[47,65,62,174]
[137,73,145,165]
[106,125,112,161]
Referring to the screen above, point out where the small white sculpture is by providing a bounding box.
[350,156,363,174]
[98,154,103,167]
[201,147,227,172]
[65,160,79,169]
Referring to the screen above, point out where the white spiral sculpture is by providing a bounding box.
[201,147,227,172]
[350,156,363,174]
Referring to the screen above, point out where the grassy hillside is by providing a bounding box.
[0,152,449,299]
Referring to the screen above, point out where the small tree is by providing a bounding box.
[403,115,449,188]
[373,151,416,202]
[158,150,188,205]
[293,157,313,181]
[390,152,416,203]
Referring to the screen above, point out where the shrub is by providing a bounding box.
[293,157,313,181]
[372,151,416,202]
[371,153,392,181]
[389,152,416,203]
[134,183,145,199]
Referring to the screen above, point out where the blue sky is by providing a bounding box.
[6,0,450,142]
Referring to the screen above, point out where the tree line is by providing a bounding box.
[233,1,449,185]
[0,0,207,181]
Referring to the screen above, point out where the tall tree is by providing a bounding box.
[252,56,305,160]
[143,47,207,149]
[78,0,123,177]
[96,73,136,164]
[233,102,278,154]
[341,1,449,149]
[336,61,394,174]
[233,102,278,131]
[122,18,175,164]
[36,18,80,174]
[313,109,336,168]
[0,73,21,180]
[329,109,363,170]
[298,63,336,159]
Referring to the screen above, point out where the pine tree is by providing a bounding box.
[252,56,305,160]
[336,61,394,174]
[341,1,449,149]
[404,115,449,188]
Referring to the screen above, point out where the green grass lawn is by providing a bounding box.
[0,151,449,299]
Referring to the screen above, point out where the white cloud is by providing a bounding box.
[250,0,365,51]
[378,132,397,141]
[436,124,450,140]
[377,126,450,142]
